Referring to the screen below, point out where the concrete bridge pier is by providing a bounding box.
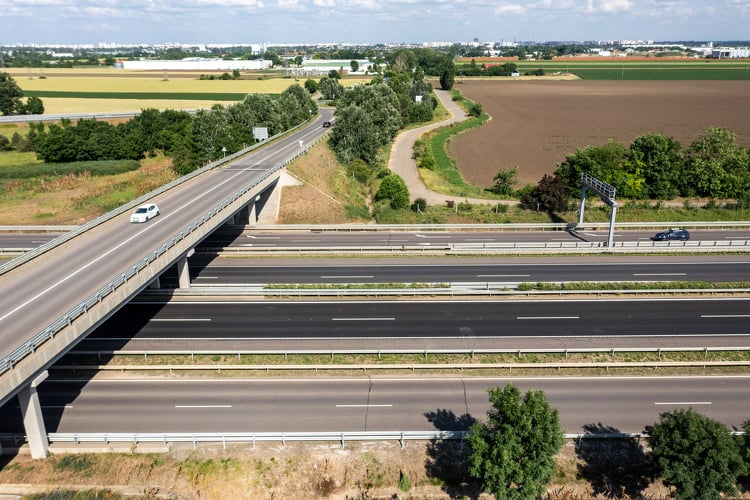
[18,371,49,459]
[176,249,195,289]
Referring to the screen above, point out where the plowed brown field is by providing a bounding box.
[451,80,750,187]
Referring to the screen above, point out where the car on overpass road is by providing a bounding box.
[129,204,160,223]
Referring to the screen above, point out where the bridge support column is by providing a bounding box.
[233,206,250,226]
[248,201,257,227]
[149,276,161,289]
[18,371,49,459]
[257,182,282,225]
[176,249,195,289]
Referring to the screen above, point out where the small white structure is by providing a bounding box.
[119,58,272,71]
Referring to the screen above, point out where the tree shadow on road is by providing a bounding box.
[575,422,653,499]
[423,408,481,500]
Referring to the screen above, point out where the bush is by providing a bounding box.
[411,197,427,212]
[375,174,410,209]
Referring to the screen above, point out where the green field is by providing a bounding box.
[514,60,750,80]
[24,91,250,100]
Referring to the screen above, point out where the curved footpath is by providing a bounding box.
[388,88,503,206]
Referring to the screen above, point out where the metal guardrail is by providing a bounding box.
[250,221,750,232]
[200,239,750,256]
[1,430,743,451]
[159,286,750,298]
[0,125,328,380]
[52,360,750,373]
[69,346,750,359]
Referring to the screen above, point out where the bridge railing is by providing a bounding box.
[0,117,321,277]
[0,129,328,380]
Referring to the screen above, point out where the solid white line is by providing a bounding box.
[477,274,530,277]
[701,314,750,318]
[321,275,374,279]
[194,276,218,279]
[633,273,686,276]
[175,405,232,409]
[41,405,74,409]
[654,401,712,405]
[335,404,393,408]
[332,317,395,321]
[149,318,212,322]
[517,316,579,320]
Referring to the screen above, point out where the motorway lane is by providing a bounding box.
[2,376,748,434]
[0,110,334,366]
[200,228,750,248]
[4,228,749,251]
[84,299,750,341]
[187,260,750,284]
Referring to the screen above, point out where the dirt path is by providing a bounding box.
[388,89,501,206]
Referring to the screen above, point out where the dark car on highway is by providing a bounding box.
[652,228,690,241]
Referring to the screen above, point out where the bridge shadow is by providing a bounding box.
[423,409,481,499]
[575,422,652,498]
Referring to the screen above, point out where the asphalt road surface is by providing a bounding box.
[84,299,750,341]
[2,376,748,434]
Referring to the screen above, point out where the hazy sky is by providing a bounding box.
[1,0,747,46]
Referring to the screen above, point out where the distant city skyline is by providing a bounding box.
[1,0,748,47]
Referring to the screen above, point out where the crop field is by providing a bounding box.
[4,68,369,114]
[450,80,750,188]
[462,58,750,80]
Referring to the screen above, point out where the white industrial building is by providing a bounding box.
[711,47,750,59]
[118,58,272,71]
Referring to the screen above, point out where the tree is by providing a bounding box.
[646,408,746,500]
[0,72,24,115]
[318,76,345,101]
[439,57,455,90]
[489,167,518,196]
[682,126,750,198]
[629,133,683,199]
[375,174,410,209]
[350,60,359,73]
[467,383,564,499]
[521,174,569,213]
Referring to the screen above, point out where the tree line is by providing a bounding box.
[466,384,750,499]
[15,84,315,174]
[555,127,750,200]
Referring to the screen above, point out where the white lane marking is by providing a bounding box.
[175,405,232,409]
[701,314,750,318]
[332,317,395,321]
[246,235,280,239]
[41,405,74,409]
[414,234,448,239]
[321,275,375,279]
[633,273,687,276]
[335,404,393,408]
[0,146,281,324]
[194,276,218,279]
[654,401,712,406]
[478,274,530,277]
[517,316,580,320]
[149,318,212,322]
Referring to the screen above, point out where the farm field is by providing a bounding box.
[4,68,370,114]
[450,80,750,187]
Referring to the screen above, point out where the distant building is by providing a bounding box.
[297,59,374,76]
[711,47,750,59]
[118,58,272,71]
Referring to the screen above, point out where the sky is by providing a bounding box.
[0,0,748,46]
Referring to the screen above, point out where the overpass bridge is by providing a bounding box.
[0,110,333,457]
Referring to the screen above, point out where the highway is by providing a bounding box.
[3,228,750,250]
[0,110,334,368]
[185,258,750,284]
[205,228,750,247]
[81,299,750,341]
[1,376,748,434]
